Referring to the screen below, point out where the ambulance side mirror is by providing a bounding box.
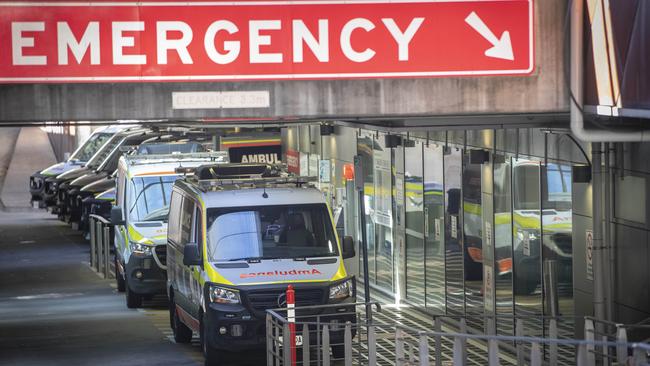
[183,243,202,266]
[111,206,125,226]
[342,236,355,259]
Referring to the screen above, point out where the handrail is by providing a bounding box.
[266,301,381,324]
[88,214,111,225]
[394,325,650,351]
[432,313,584,321]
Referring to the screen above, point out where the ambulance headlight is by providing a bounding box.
[329,279,354,300]
[131,242,153,256]
[209,285,241,304]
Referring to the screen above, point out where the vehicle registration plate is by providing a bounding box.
[278,335,303,346]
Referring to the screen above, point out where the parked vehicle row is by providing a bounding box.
[29,126,354,365]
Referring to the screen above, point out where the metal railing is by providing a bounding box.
[88,214,115,279]
[266,302,381,366]
[266,303,650,366]
[585,316,650,365]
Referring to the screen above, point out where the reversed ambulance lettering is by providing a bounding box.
[240,269,322,279]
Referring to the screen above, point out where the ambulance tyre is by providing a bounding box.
[332,345,346,360]
[201,312,222,365]
[115,257,125,292]
[170,295,193,344]
[125,278,142,309]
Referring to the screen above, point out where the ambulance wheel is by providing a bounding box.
[125,278,142,309]
[115,257,125,293]
[201,312,222,365]
[170,296,193,344]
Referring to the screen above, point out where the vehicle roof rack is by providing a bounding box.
[180,163,316,192]
[125,151,229,166]
[188,163,282,180]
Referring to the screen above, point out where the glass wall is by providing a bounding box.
[542,163,574,337]
[405,141,425,305]
[356,133,394,293]
[463,152,483,314]
[494,156,514,335]
[512,158,543,336]
[424,144,445,313]
[344,129,575,337]
[357,134,376,285]
[374,135,394,291]
[445,147,464,315]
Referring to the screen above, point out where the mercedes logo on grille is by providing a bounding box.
[277,293,287,308]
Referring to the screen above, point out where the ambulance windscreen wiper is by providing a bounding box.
[227,256,282,263]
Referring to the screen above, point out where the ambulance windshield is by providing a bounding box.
[128,175,177,222]
[206,204,338,262]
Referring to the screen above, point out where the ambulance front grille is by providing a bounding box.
[245,288,324,312]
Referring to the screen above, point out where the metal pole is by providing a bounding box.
[434,317,442,366]
[322,324,330,366]
[549,318,558,366]
[419,333,430,366]
[103,226,111,279]
[616,326,628,365]
[302,323,310,366]
[355,155,372,322]
[89,217,96,269]
[592,143,607,330]
[368,324,376,366]
[544,260,559,317]
[604,142,614,323]
[344,322,352,366]
[516,318,525,365]
[286,285,297,366]
[395,327,404,366]
[585,318,596,366]
[283,323,291,366]
[266,314,273,366]
[95,220,103,272]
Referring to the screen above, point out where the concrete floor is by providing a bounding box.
[0,210,265,366]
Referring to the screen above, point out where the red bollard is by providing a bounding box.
[286,284,297,366]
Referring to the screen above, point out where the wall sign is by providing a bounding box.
[586,229,593,281]
[286,149,300,174]
[0,0,534,83]
[172,91,270,109]
[228,145,281,164]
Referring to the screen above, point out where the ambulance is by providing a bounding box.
[166,163,356,365]
[110,152,228,308]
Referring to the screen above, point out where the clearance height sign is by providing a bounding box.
[0,0,534,83]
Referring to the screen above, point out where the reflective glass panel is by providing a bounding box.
[374,135,394,291]
[542,163,574,342]
[513,159,543,336]
[405,141,425,305]
[357,135,376,285]
[444,148,464,315]
[463,152,483,315]
[424,144,445,312]
[494,156,514,335]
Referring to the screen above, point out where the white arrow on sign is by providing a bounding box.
[464,11,514,61]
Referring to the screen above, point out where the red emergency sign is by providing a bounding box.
[0,0,534,83]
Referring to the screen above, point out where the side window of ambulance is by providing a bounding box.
[179,197,194,246]
[168,191,181,245]
[192,207,202,257]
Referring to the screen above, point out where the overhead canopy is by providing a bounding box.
[0,0,569,125]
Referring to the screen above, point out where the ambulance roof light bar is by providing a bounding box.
[193,175,318,192]
[127,151,229,166]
